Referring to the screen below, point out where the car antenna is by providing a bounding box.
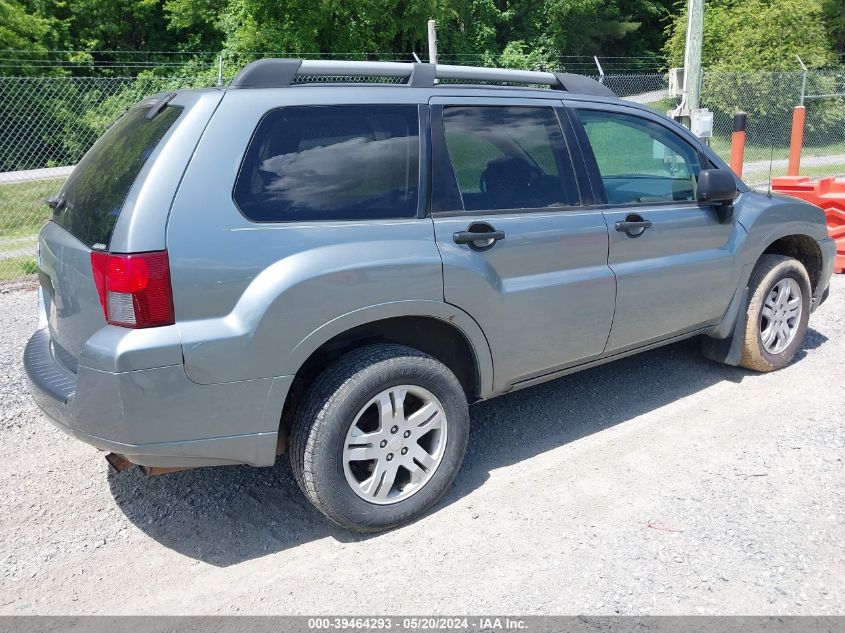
[411,51,422,63]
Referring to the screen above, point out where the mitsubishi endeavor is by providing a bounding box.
[25,59,835,532]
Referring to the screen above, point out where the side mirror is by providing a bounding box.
[697,169,736,223]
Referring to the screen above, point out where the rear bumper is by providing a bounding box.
[24,326,291,468]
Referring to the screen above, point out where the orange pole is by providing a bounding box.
[730,112,747,178]
[788,105,806,177]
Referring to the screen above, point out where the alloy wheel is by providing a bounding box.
[760,277,802,355]
[342,385,448,505]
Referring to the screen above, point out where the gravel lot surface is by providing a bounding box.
[1,277,843,615]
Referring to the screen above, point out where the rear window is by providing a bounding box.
[441,106,579,211]
[233,105,420,222]
[52,103,182,249]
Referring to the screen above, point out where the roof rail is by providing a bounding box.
[228,59,616,97]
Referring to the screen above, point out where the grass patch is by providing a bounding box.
[0,177,65,239]
[743,163,845,190]
[0,256,38,282]
[708,136,845,164]
[797,164,845,179]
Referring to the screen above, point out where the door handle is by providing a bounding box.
[453,222,506,251]
[453,230,506,244]
[615,215,652,238]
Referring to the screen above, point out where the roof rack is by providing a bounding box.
[228,58,616,98]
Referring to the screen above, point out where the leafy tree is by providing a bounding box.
[26,0,173,52]
[220,0,435,59]
[0,0,51,74]
[217,0,676,68]
[665,0,844,146]
[823,0,845,58]
[664,0,835,70]
[164,0,226,51]
[546,0,642,56]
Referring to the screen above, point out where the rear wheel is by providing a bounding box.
[739,255,811,372]
[290,344,469,532]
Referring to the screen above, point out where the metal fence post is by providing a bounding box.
[796,55,808,106]
[593,56,605,84]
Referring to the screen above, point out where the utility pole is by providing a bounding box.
[427,20,438,65]
[683,0,705,111]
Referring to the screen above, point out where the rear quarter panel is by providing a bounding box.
[166,88,494,389]
[109,90,224,253]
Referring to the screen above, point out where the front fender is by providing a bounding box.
[704,190,832,355]
[737,191,829,265]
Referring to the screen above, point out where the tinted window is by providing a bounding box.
[578,109,702,205]
[441,106,579,211]
[54,104,181,249]
[234,105,420,222]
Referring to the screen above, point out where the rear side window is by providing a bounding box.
[234,105,420,222]
[54,103,182,249]
[577,109,702,205]
[441,106,579,211]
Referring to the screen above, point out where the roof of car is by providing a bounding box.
[225,58,619,100]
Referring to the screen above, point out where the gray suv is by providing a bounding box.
[25,59,835,532]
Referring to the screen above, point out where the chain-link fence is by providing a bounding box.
[701,70,845,188]
[0,75,203,282]
[1,68,844,282]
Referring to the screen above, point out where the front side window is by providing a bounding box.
[234,105,420,222]
[578,109,702,205]
[441,106,579,211]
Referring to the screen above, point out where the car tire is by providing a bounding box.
[738,254,811,372]
[289,343,470,533]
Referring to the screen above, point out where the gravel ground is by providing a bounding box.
[0,277,843,615]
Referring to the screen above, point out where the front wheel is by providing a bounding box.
[739,254,811,372]
[289,344,470,532]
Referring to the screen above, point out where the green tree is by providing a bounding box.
[217,0,676,67]
[220,0,435,58]
[26,0,173,52]
[665,0,844,146]
[664,0,835,70]
[432,0,674,65]
[164,0,226,51]
[823,0,845,58]
[0,0,51,74]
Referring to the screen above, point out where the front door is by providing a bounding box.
[429,98,616,390]
[571,104,740,354]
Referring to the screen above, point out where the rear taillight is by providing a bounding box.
[90,251,174,328]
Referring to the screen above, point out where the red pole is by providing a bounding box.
[788,105,806,177]
[730,112,747,178]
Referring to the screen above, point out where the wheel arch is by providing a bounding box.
[761,233,823,294]
[703,237,819,366]
[277,302,494,448]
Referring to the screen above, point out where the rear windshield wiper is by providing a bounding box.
[145,92,177,120]
[45,195,65,211]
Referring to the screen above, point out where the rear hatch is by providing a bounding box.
[37,97,184,371]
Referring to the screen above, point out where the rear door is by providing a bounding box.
[429,97,615,390]
[570,103,740,354]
